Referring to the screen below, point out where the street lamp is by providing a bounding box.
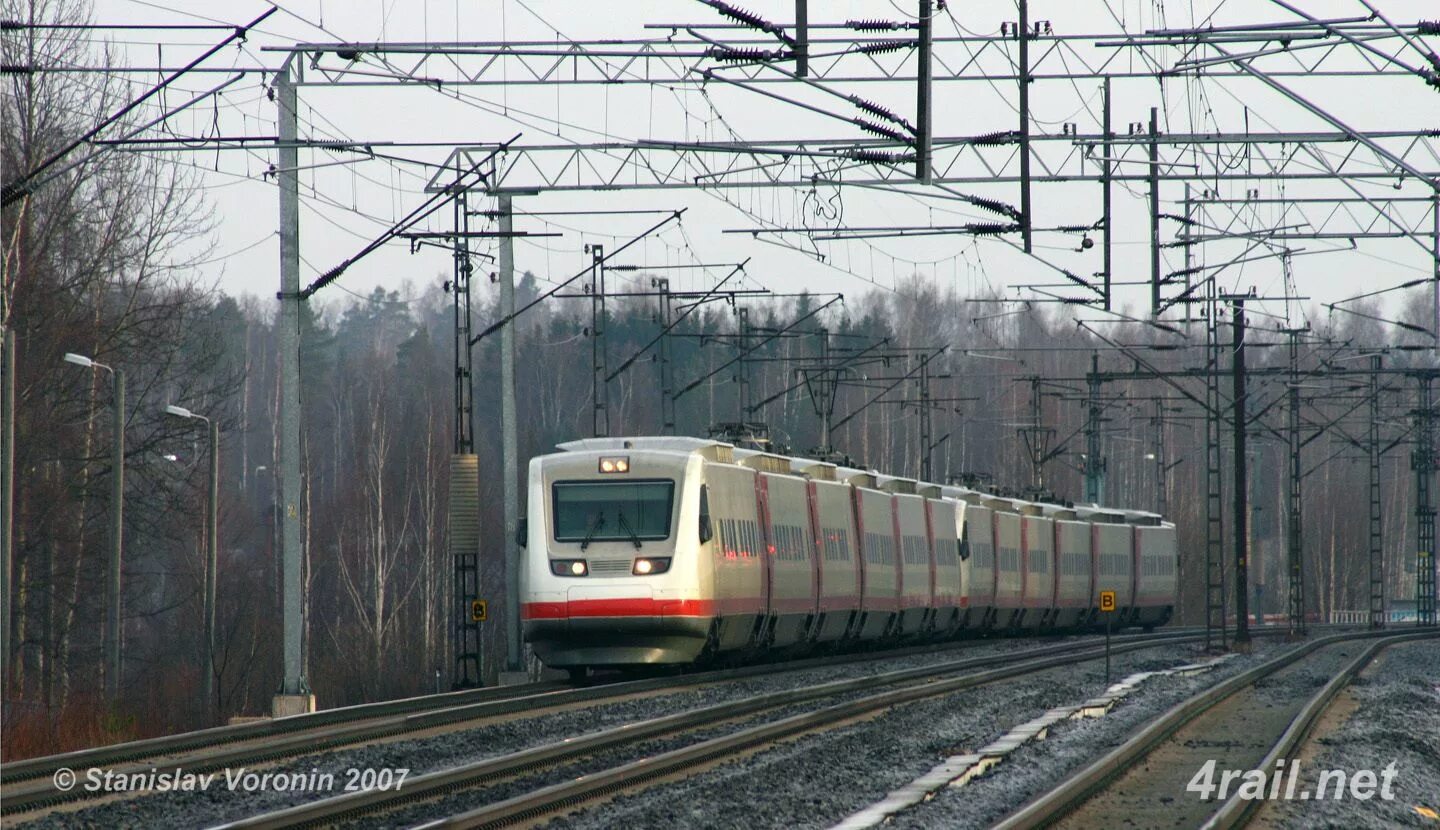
[64,352,124,702]
[164,403,219,724]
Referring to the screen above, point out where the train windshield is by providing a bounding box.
[552,480,675,542]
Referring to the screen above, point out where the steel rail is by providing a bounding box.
[1,629,1180,812]
[217,630,1255,829]
[991,629,1438,829]
[0,681,561,787]
[1200,634,1432,830]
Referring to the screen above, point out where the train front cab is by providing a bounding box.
[520,446,715,670]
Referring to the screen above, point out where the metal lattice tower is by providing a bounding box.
[1369,355,1385,629]
[1286,327,1306,635]
[450,186,482,688]
[1085,354,1105,504]
[1018,376,1054,496]
[655,277,676,435]
[453,190,476,455]
[1231,298,1251,647]
[737,306,753,421]
[918,357,934,483]
[590,245,609,438]
[1417,373,1438,627]
[1153,399,1168,517]
[1204,280,1227,650]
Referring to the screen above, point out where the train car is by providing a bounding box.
[881,478,935,636]
[947,489,996,631]
[1019,505,1054,630]
[988,499,1025,629]
[1129,510,1178,629]
[1046,505,1093,630]
[1080,507,1134,629]
[927,490,967,637]
[520,436,1177,674]
[748,453,816,649]
[794,460,862,644]
[703,451,770,655]
[849,470,900,640]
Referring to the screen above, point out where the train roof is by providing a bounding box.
[551,436,1163,519]
[556,436,736,463]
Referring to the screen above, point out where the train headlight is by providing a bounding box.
[551,559,588,577]
[632,557,671,575]
[598,456,630,474]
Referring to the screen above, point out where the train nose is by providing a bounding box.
[565,584,658,632]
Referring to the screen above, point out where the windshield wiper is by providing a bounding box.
[580,513,607,550]
[617,511,642,550]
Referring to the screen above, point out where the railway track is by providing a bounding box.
[992,628,1438,830]
[1,630,1167,818]
[208,629,1232,829]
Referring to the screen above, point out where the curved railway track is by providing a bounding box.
[208,629,1234,829]
[991,628,1438,830]
[2,630,1175,818]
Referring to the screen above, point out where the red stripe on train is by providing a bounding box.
[521,598,718,619]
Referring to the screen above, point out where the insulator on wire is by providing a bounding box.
[847,95,911,130]
[971,130,1020,146]
[701,0,794,46]
[854,40,909,55]
[1418,20,1440,35]
[968,197,1022,221]
[968,223,1015,236]
[852,118,911,144]
[706,46,776,62]
[846,19,902,31]
[845,149,917,165]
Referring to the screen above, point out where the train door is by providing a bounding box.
[805,479,824,639]
[890,495,906,636]
[753,474,775,648]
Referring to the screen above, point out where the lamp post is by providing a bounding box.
[164,404,218,723]
[63,352,124,702]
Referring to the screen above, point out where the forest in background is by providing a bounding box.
[3,0,1436,756]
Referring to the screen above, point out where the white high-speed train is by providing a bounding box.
[520,437,1177,675]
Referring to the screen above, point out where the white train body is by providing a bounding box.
[521,437,1177,670]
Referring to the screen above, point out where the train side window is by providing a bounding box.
[698,485,713,544]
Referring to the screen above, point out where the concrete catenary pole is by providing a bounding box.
[205,417,219,721]
[1232,298,1251,649]
[107,369,124,701]
[1,330,13,697]
[499,194,522,672]
[274,57,311,714]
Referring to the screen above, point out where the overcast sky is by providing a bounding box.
[72,0,1440,335]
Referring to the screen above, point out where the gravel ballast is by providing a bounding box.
[544,638,1301,830]
[11,634,1108,830]
[1259,638,1440,830]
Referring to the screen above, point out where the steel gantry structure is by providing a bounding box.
[20,3,1435,701]
[265,5,1440,679]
